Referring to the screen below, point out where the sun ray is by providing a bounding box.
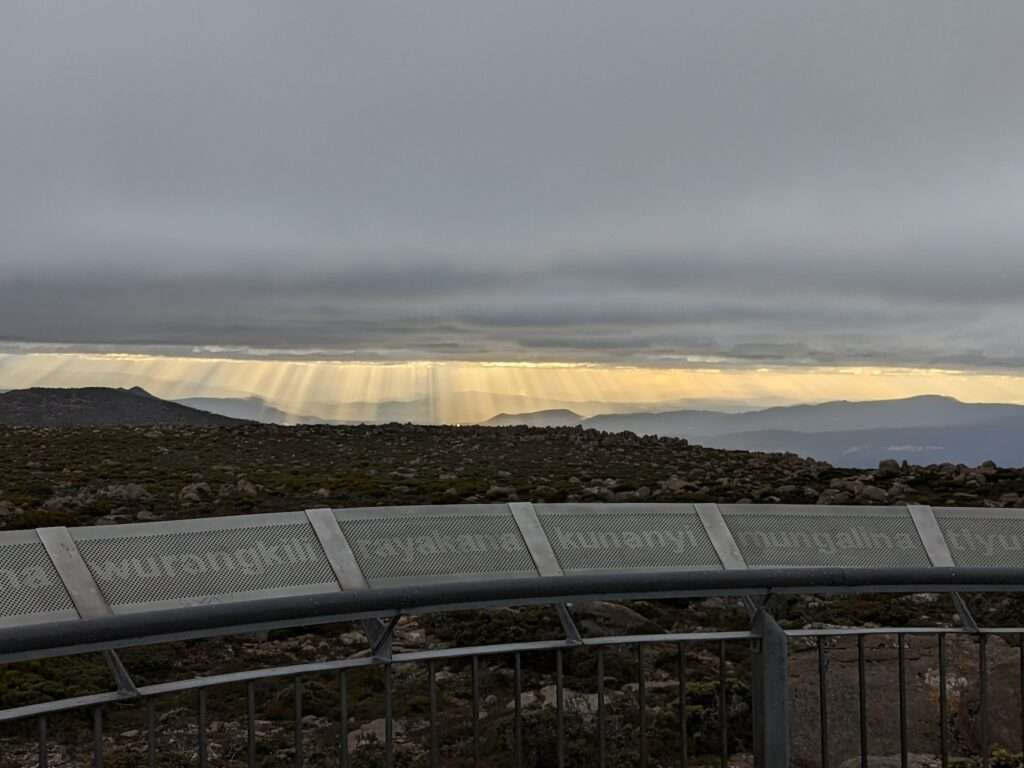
[4,351,1024,424]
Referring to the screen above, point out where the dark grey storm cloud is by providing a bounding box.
[2,1,1023,368]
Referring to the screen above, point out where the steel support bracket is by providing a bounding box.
[695,503,758,617]
[304,508,395,654]
[36,527,139,695]
[908,505,980,632]
[509,502,583,644]
[370,614,400,661]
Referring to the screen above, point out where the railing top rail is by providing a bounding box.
[4,565,1024,663]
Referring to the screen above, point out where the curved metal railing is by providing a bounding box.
[3,503,1024,766]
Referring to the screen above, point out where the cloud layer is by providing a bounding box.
[2,1,1023,368]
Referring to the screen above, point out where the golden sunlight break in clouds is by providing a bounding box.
[2,351,1024,425]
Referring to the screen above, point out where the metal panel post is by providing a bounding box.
[751,608,789,768]
[696,503,757,615]
[694,504,747,570]
[907,505,978,631]
[36,527,138,695]
[304,509,368,591]
[305,508,392,655]
[509,502,582,643]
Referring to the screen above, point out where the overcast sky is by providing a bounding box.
[2,1,1023,370]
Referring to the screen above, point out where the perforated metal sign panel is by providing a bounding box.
[933,507,1024,568]
[70,512,338,613]
[720,505,931,568]
[335,505,539,586]
[535,503,722,573]
[0,529,77,628]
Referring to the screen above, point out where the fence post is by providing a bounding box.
[751,608,790,768]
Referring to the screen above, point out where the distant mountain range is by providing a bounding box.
[483,408,584,428]
[4,387,1024,467]
[482,395,1024,467]
[174,396,303,425]
[170,392,760,426]
[294,392,750,425]
[703,423,1024,468]
[0,387,247,427]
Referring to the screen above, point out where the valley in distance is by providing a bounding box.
[4,385,1021,468]
[0,386,1021,520]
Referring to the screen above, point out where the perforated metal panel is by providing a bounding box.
[0,530,77,627]
[720,505,930,568]
[71,513,337,612]
[933,507,1024,568]
[335,505,538,586]
[536,504,722,573]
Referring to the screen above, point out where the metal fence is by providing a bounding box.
[3,503,1024,767]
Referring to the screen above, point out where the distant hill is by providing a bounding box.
[482,409,583,428]
[702,422,1024,468]
[487,395,1024,467]
[0,387,248,427]
[298,391,752,424]
[297,391,587,424]
[174,396,312,425]
[584,395,1024,436]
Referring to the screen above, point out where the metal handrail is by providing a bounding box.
[3,565,1023,662]
[8,504,1024,766]
[5,567,1022,767]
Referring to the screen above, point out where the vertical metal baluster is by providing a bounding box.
[385,664,394,768]
[429,660,439,768]
[247,682,257,768]
[514,652,523,768]
[719,640,728,768]
[340,671,349,768]
[597,648,606,768]
[819,636,829,768]
[146,700,156,768]
[472,655,481,768]
[858,635,867,768]
[638,644,647,768]
[980,635,989,768]
[678,643,688,768]
[295,677,304,768]
[93,706,104,768]
[38,715,47,768]
[197,688,208,768]
[939,634,948,768]
[898,634,907,768]
[557,649,565,768]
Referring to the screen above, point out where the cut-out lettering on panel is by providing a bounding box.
[933,507,1024,568]
[71,512,338,613]
[0,530,77,627]
[536,504,723,573]
[335,505,538,586]
[720,505,931,568]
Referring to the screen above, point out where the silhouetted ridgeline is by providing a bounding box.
[0,386,247,427]
[8,387,1024,467]
[486,395,1024,467]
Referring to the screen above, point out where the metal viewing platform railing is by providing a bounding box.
[2,502,1024,767]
